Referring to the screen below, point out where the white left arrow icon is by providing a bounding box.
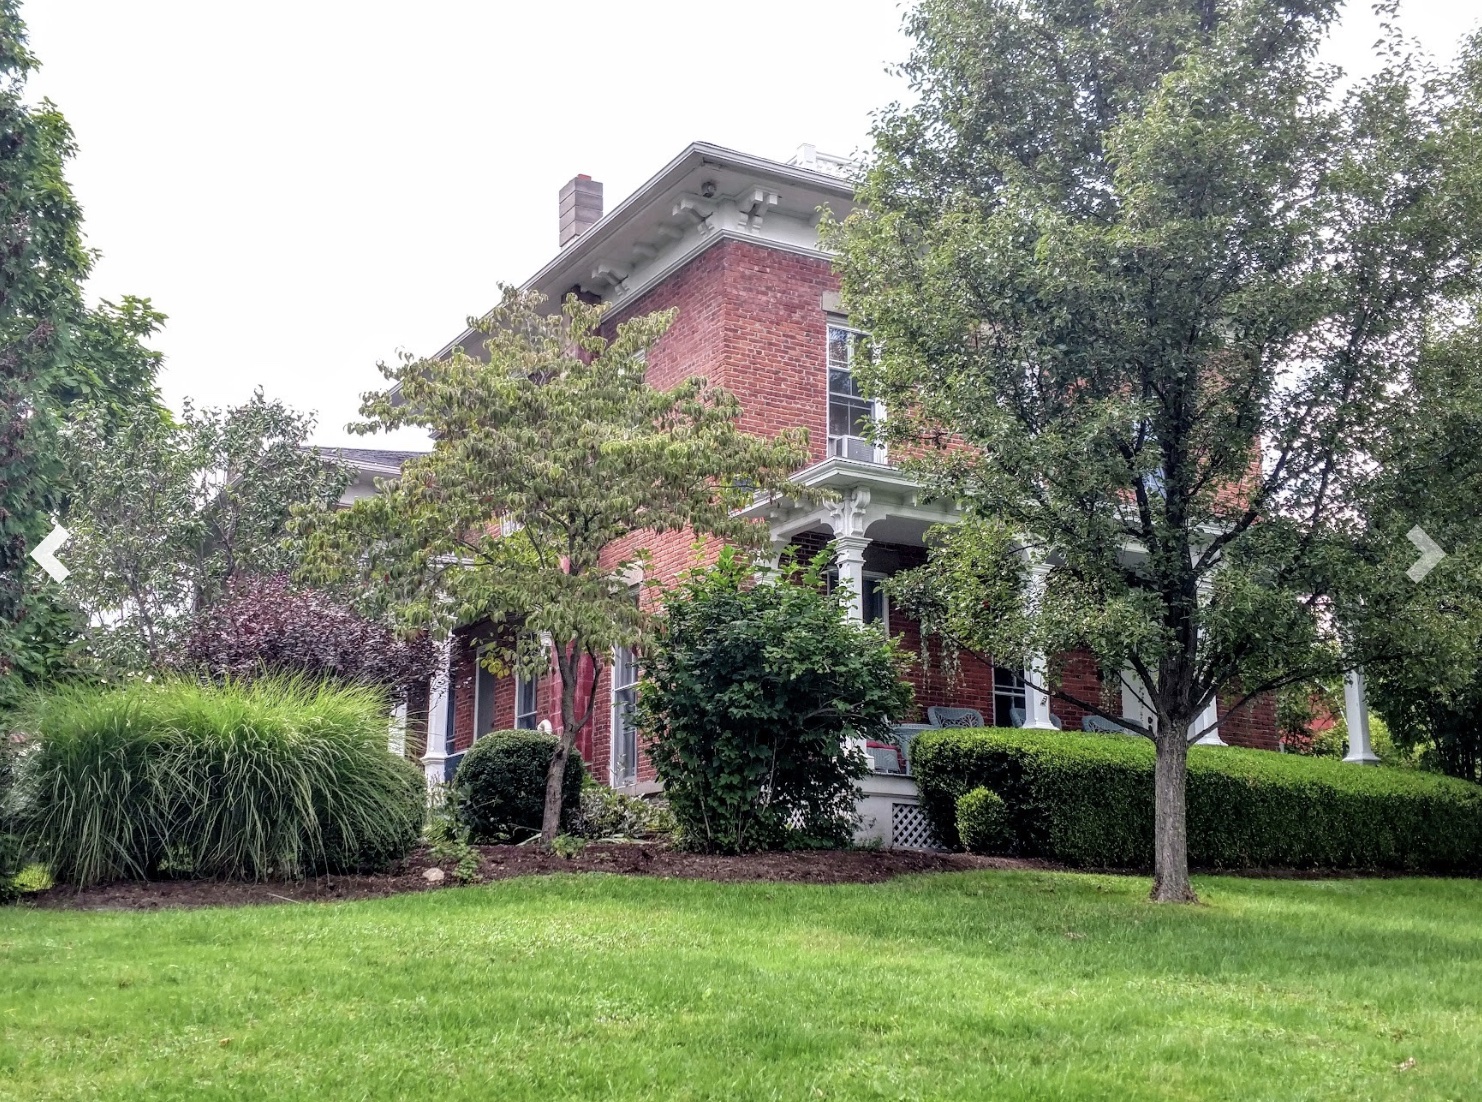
[29,524,71,583]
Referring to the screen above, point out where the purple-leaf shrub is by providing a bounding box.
[183,576,435,700]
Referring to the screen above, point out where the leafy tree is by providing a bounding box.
[831,1,1482,900]
[1363,311,1482,780]
[182,574,437,700]
[0,4,165,702]
[639,547,913,854]
[50,296,166,434]
[300,288,810,843]
[0,4,90,666]
[62,393,351,672]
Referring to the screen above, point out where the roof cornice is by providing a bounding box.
[431,141,859,362]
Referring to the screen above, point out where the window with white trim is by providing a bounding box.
[611,645,639,786]
[514,674,538,730]
[862,573,888,628]
[994,667,1027,728]
[827,324,882,462]
[823,568,890,628]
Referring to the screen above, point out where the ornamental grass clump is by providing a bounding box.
[6,677,424,886]
[1,736,23,901]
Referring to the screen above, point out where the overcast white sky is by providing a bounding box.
[23,0,1482,450]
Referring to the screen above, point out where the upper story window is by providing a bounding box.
[827,324,883,463]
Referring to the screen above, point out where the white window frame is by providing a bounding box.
[610,645,640,787]
[514,673,539,730]
[861,570,890,631]
[826,322,886,464]
[994,667,1028,728]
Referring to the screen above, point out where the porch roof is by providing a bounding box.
[739,457,961,546]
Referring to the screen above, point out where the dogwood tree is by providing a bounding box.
[832,0,1482,901]
[300,287,809,843]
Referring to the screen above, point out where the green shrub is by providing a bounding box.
[0,833,20,903]
[1,736,20,901]
[641,548,913,854]
[6,677,424,885]
[956,786,1011,854]
[913,727,1482,872]
[451,729,584,843]
[568,781,674,840]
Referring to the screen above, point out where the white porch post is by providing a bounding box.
[388,701,408,756]
[1189,573,1226,744]
[421,635,453,789]
[1343,667,1379,765]
[1024,651,1056,729]
[828,487,874,623]
[1192,695,1225,746]
[835,536,869,622]
[1023,560,1056,729]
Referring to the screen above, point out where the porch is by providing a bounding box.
[741,455,1166,738]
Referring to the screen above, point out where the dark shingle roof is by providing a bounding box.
[315,446,427,470]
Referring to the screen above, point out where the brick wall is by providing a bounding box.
[607,237,836,463]
[1219,690,1280,751]
[1051,651,1107,732]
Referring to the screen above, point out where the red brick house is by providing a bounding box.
[397,141,1279,840]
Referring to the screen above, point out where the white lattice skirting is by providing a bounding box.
[854,773,947,850]
[890,801,944,851]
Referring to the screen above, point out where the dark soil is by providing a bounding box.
[25,844,1053,912]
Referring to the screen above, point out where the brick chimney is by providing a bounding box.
[558,174,603,247]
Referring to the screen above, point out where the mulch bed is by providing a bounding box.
[24,844,1053,912]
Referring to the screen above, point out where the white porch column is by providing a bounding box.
[1190,574,1224,744]
[1022,560,1056,729]
[388,701,408,756]
[1120,669,1152,731]
[1343,667,1379,765]
[1192,695,1225,745]
[759,537,791,585]
[421,635,453,789]
[828,487,874,623]
[1024,651,1056,729]
[835,536,869,622]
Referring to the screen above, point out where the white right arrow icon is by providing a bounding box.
[28,524,71,583]
[1405,525,1446,583]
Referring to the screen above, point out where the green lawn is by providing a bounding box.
[2,870,1479,1101]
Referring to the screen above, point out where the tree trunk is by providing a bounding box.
[540,650,582,845]
[1151,726,1198,903]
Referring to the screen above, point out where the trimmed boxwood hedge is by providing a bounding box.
[956,787,1011,855]
[451,730,585,842]
[912,727,1482,872]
